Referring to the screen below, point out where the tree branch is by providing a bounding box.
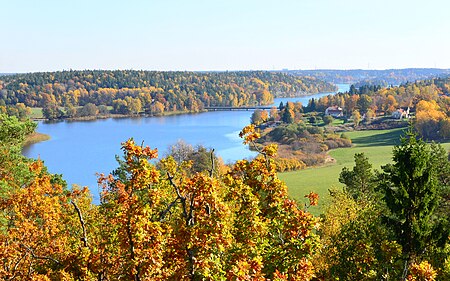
[209,148,215,177]
[159,197,179,222]
[187,191,196,227]
[20,244,61,266]
[71,200,88,247]
[167,172,188,220]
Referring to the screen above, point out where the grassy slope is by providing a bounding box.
[280,128,450,214]
[30,107,43,119]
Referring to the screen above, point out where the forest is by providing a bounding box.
[0,70,336,120]
[1,115,449,280]
[287,68,450,85]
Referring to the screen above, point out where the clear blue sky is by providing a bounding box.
[1,0,449,72]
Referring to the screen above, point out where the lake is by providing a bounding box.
[23,84,349,201]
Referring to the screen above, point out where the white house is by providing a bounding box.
[325,106,343,117]
[392,107,410,119]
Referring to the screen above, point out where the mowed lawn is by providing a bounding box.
[280,128,450,214]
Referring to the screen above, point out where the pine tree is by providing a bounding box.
[339,153,376,201]
[379,131,449,275]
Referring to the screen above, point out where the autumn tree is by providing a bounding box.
[228,125,321,280]
[415,100,446,140]
[282,102,295,124]
[112,99,128,114]
[269,106,279,121]
[65,105,78,118]
[42,103,64,120]
[77,103,99,117]
[316,189,402,280]
[383,94,398,114]
[97,139,169,280]
[251,109,269,125]
[151,101,165,115]
[0,115,96,280]
[125,96,142,115]
[352,110,361,127]
[365,108,376,121]
[358,94,373,113]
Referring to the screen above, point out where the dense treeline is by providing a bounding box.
[0,70,336,119]
[1,118,449,280]
[287,68,450,85]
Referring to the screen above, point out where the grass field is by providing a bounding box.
[280,128,450,215]
[30,107,43,119]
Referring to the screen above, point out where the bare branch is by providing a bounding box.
[20,244,61,266]
[209,148,215,177]
[167,172,188,220]
[187,191,196,227]
[71,200,88,247]
[159,197,179,222]
[250,139,270,168]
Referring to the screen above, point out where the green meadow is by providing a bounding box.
[281,128,450,214]
[30,107,44,119]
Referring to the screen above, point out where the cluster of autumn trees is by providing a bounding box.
[1,117,322,280]
[1,115,450,280]
[260,121,351,171]
[0,70,336,119]
[250,101,351,172]
[302,77,450,139]
[0,103,31,121]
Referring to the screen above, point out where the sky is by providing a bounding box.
[1,0,450,72]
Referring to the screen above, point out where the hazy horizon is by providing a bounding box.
[2,67,450,75]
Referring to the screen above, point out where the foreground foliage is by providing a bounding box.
[1,116,449,280]
[317,131,450,280]
[1,122,320,280]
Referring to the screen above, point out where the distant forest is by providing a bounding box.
[287,68,450,86]
[0,70,336,119]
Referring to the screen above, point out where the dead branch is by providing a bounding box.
[71,200,88,247]
[209,148,215,177]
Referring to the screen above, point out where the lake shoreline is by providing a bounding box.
[31,110,209,122]
[29,89,343,122]
[24,132,51,146]
[23,85,350,201]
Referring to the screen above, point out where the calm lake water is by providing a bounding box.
[23,84,349,202]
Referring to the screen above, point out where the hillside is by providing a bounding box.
[0,70,336,119]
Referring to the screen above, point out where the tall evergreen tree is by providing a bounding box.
[378,131,449,275]
[339,153,376,201]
